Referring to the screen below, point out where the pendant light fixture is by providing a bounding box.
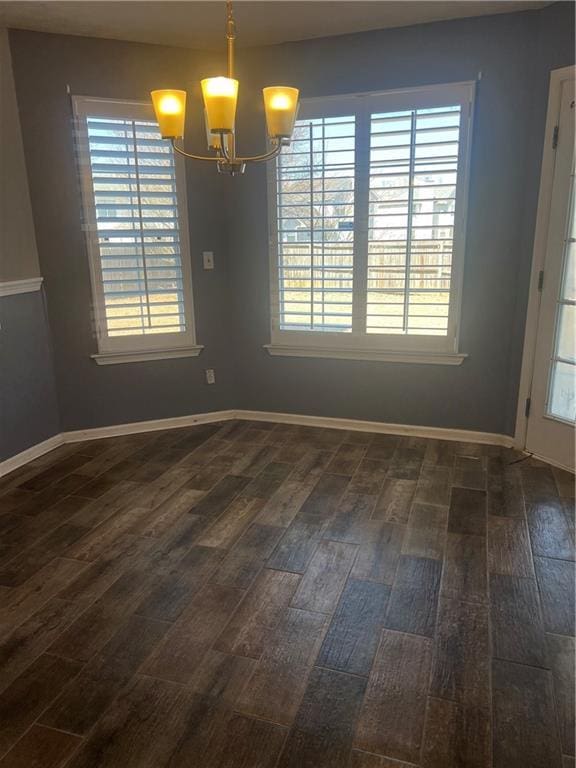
[151,0,300,175]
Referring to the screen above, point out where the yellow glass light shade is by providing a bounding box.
[263,86,300,138]
[201,77,239,133]
[150,90,186,138]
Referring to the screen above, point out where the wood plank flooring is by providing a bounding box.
[0,420,573,767]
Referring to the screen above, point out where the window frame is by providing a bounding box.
[73,96,201,364]
[266,81,475,364]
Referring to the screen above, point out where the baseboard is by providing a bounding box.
[528,451,574,474]
[0,407,517,479]
[63,410,237,444]
[0,434,64,478]
[235,410,516,447]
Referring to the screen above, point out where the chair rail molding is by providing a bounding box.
[0,277,44,297]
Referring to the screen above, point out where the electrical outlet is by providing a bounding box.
[202,251,215,270]
[205,368,216,385]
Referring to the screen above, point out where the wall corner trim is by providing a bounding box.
[0,277,44,297]
[0,407,517,479]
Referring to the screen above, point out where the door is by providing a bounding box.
[525,73,575,470]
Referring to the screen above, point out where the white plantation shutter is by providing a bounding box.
[74,97,197,356]
[87,117,185,337]
[268,83,474,358]
[367,105,461,336]
[275,115,356,332]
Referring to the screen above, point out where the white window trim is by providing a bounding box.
[266,81,475,364]
[73,95,202,364]
[91,346,203,365]
[264,344,467,365]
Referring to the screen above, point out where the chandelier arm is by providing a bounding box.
[171,138,221,162]
[218,131,232,162]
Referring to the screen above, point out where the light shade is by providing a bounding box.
[150,90,186,138]
[201,77,238,133]
[263,87,299,138]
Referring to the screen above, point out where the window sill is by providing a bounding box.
[264,344,467,366]
[92,346,204,365]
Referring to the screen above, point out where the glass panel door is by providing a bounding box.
[525,75,575,470]
[547,174,576,422]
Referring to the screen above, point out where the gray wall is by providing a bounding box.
[0,290,60,460]
[227,2,575,435]
[1,30,59,461]
[4,3,574,459]
[9,31,239,432]
[0,28,40,281]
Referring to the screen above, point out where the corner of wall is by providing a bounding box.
[1,29,62,461]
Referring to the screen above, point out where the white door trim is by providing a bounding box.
[514,65,575,451]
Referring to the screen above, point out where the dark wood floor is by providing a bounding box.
[0,419,574,768]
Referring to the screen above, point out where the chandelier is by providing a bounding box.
[150,0,300,175]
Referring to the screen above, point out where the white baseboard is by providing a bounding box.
[0,434,64,478]
[0,408,516,479]
[236,410,516,447]
[528,451,574,474]
[63,410,237,444]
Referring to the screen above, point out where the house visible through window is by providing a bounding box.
[275,114,356,333]
[268,83,474,360]
[73,96,199,361]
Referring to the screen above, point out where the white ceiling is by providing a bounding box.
[0,1,549,49]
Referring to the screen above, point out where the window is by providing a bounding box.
[73,96,201,363]
[267,82,474,363]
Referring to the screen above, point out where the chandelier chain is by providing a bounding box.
[226,0,236,79]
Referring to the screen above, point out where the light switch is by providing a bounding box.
[202,251,215,270]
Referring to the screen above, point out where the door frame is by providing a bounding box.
[515,64,575,468]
